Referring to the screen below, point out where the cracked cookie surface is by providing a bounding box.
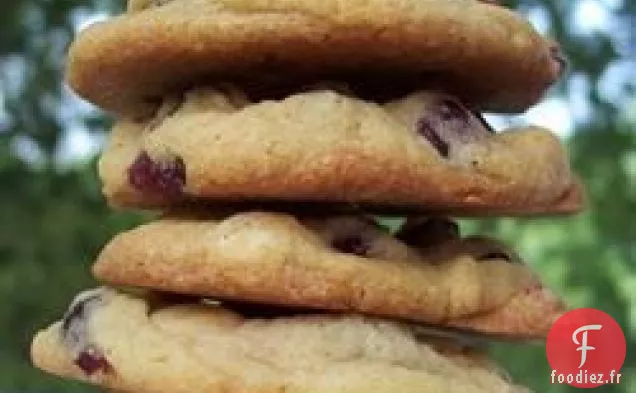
[93,211,566,338]
[67,0,563,116]
[32,288,531,393]
[98,87,583,215]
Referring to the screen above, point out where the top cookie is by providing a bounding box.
[66,0,564,117]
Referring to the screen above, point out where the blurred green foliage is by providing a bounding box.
[0,0,633,392]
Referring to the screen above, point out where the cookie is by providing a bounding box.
[92,211,566,338]
[32,287,531,393]
[98,87,583,216]
[66,0,565,117]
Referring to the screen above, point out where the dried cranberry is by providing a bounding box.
[396,217,460,249]
[332,235,369,257]
[128,151,186,199]
[75,350,112,375]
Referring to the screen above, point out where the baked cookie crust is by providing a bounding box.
[67,0,564,117]
[93,211,566,338]
[32,287,531,393]
[98,87,583,215]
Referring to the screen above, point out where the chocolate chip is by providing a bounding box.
[396,217,460,249]
[417,119,450,157]
[128,151,186,199]
[62,295,97,334]
[59,290,111,376]
[62,292,103,347]
[438,99,471,123]
[416,98,491,157]
[332,235,370,257]
[75,348,112,376]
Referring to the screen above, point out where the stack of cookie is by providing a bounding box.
[32,0,585,392]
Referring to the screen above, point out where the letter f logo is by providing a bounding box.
[573,324,602,368]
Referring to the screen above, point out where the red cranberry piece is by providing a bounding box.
[396,217,460,249]
[75,350,112,375]
[128,151,186,199]
[332,235,370,257]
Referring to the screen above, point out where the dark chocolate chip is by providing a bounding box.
[62,294,100,332]
[75,349,112,376]
[417,119,451,157]
[62,292,102,344]
[128,151,186,199]
[332,235,370,257]
[438,99,471,123]
[396,217,460,249]
[416,98,492,157]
